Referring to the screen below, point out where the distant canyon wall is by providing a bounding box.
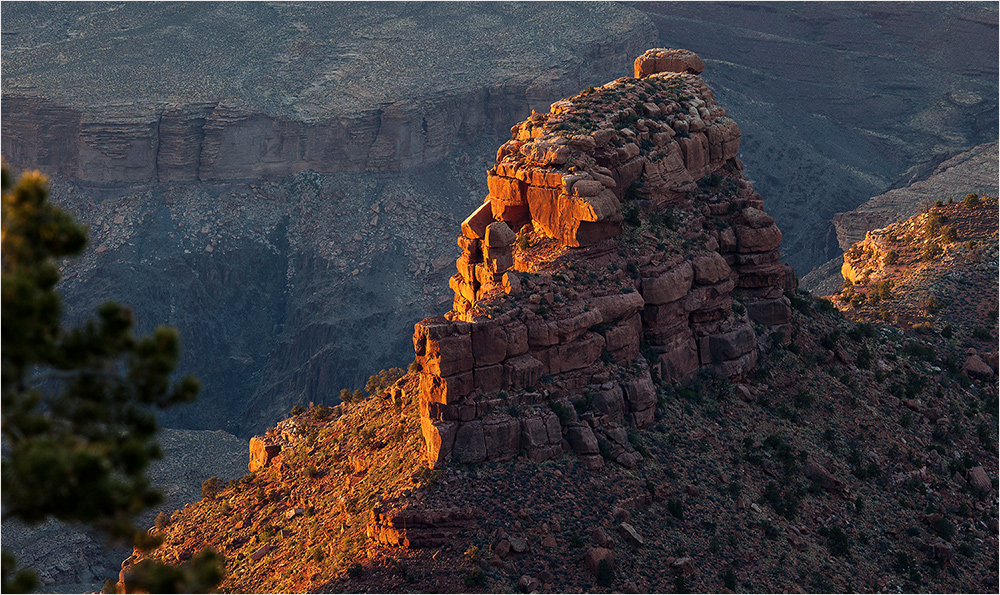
[2,39,650,182]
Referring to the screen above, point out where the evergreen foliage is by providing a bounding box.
[0,163,220,592]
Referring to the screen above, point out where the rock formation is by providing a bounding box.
[412,50,793,467]
[833,141,999,253]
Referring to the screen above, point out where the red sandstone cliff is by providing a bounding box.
[410,49,795,468]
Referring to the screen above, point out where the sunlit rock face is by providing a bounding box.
[413,51,794,468]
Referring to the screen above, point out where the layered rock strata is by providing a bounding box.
[413,51,793,468]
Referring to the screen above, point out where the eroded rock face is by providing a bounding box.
[413,51,791,468]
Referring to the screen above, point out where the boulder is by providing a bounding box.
[591,527,610,547]
[641,261,694,305]
[585,547,616,575]
[734,224,782,253]
[461,201,495,239]
[634,48,705,77]
[691,252,731,284]
[803,459,844,494]
[484,221,517,248]
[566,424,600,455]
[968,466,991,492]
[617,522,644,547]
[588,291,645,322]
[963,355,994,380]
[742,207,774,228]
[248,437,281,473]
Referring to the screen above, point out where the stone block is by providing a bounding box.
[461,201,495,240]
[487,173,526,205]
[521,415,550,448]
[474,364,505,394]
[734,224,782,253]
[602,314,641,363]
[691,252,731,284]
[588,291,645,323]
[419,333,474,377]
[484,221,517,248]
[483,417,521,460]
[421,418,457,467]
[471,321,507,366]
[592,384,625,419]
[504,354,545,390]
[248,437,280,473]
[504,321,529,357]
[745,298,791,326]
[642,301,687,329]
[546,332,606,375]
[659,336,699,382]
[420,371,474,406]
[452,421,487,464]
[622,372,656,414]
[565,424,599,455]
[700,325,756,364]
[641,261,693,305]
[736,261,786,288]
[552,309,603,343]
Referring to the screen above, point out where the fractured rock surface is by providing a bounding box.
[412,51,792,467]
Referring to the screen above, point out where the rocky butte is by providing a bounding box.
[399,48,794,470]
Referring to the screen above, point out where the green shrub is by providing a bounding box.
[154,511,171,530]
[723,569,737,590]
[931,516,955,541]
[548,401,573,425]
[312,403,332,420]
[963,193,981,207]
[667,498,684,520]
[855,345,872,370]
[596,559,615,587]
[462,568,485,588]
[201,476,224,500]
[884,250,899,265]
[826,525,850,556]
[921,241,943,262]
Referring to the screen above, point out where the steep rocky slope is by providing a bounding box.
[801,141,999,296]
[832,142,999,253]
[833,194,999,343]
[1,2,658,436]
[119,53,998,595]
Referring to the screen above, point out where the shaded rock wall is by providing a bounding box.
[412,51,793,468]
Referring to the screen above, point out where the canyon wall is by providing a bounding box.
[412,50,794,468]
